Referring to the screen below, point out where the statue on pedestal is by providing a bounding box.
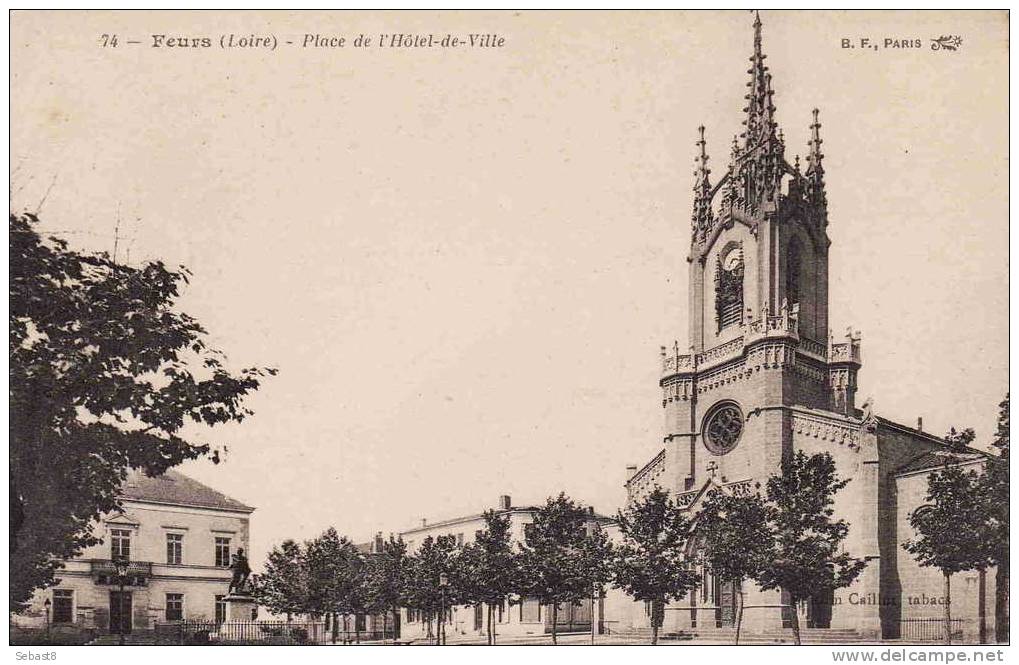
[228,548,252,595]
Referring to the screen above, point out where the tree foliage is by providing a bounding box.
[695,486,772,644]
[253,539,309,619]
[982,394,1009,641]
[404,535,463,642]
[904,457,991,644]
[757,451,866,644]
[303,528,366,619]
[944,427,977,451]
[459,511,520,644]
[905,465,993,574]
[516,493,613,644]
[362,534,410,636]
[613,488,699,645]
[10,213,275,610]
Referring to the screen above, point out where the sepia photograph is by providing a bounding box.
[7,8,1010,656]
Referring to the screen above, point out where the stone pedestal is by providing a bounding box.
[224,593,257,622]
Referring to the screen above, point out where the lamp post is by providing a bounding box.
[113,557,129,646]
[585,517,597,646]
[43,598,51,640]
[438,573,449,646]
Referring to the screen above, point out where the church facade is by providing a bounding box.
[618,14,999,641]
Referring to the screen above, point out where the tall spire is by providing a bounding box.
[742,10,775,147]
[806,107,827,209]
[691,125,714,240]
[727,11,786,211]
[694,125,711,194]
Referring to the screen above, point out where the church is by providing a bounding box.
[613,14,999,642]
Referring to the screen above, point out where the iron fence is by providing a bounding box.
[898,618,965,643]
[153,620,401,645]
[155,620,327,645]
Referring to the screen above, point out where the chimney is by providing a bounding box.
[625,464,638,484]
[420,518,427,527]
[373,532,384,554]
[917,417,923,432]
[498,495,511,510]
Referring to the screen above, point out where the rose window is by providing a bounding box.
[704,404,744,455]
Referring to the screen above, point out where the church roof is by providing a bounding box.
[894,449,988,477]
[119,468,255,513]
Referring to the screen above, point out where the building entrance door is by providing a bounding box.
[713,577,737,628]
[543,600,593,634]
[109,591,132,635]
[807,589,834,628]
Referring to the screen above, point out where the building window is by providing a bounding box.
[215,537,231,567]
[355,614,366,632]
[215,595,226,623]
[52,590,73,624]
[786,238,802,307]
[166,593,184,621]
[166,533,183,565]
[715,247,744,331]
[110,529,131,561]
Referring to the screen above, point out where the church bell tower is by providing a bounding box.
[660,13,862,494]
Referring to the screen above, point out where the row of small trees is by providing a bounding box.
[904,394,1010,645]
[254,450,864,645]
[253,498,613,644]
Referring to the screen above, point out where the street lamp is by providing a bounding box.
[43,598,51,640]
[438,573,449,646]
[585,517,598,646]
[113,557,129,646]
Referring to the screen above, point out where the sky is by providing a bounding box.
[10,10,1009,569]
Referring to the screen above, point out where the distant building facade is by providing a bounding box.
[14,469,254,636]
[398,494,612,642]
[617,14,1000,641]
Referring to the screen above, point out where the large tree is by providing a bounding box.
[303,528,366,641]
[695,486,773,644]
[904,461,990,645]
[982,394,1009,642]
[757,451,866,645]
[10,213,275,610]
[613,488,699,645]
[253,539,309,621]
[362,535,410,643]
[404,535,462,645]
[459,511,520,644]
[516,493,613,645]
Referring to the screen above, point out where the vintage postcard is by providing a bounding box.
[8,9,1009,655]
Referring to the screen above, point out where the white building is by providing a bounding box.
[398,494,613,642]
[14,469,254,638]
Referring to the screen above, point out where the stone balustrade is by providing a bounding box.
[661,316,849,380]
[674,478,756,509]
[830,339,862,364]
[798,336,827,359]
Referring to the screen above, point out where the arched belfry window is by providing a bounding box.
[715,246,744,331]
[786,238,802,308]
